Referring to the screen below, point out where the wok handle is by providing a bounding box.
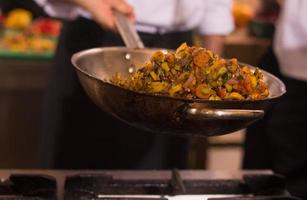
[114,10,145,49]
[186,107,264,120]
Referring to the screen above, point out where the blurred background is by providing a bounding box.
[0,0,279,169]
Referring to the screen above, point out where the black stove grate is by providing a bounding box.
[64,172,298,200]
[0,175,56,200]
[0,171,300,200]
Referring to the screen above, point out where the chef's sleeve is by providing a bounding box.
[198,0,234,35]
[34,0,90,19]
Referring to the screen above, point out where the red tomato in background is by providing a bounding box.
[30,18,62,37]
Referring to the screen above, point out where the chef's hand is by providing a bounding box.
[72,0,135,31]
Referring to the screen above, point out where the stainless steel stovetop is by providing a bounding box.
[0,170,299,200]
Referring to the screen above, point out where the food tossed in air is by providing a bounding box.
[111,43,269,101]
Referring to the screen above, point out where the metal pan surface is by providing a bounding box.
[72,47,286,137]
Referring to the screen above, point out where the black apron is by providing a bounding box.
[39,17,193,169]
[243,48,307,198]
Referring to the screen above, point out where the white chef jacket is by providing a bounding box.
[34,0,234,35]
[274,0,307,81]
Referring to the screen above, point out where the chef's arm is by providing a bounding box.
[202,35,225,55]
[34,0,134,31]
[69,0,134,31]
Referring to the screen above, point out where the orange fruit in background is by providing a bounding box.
[4,9,33,30]
[233,3,255,28]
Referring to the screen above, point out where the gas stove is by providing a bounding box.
[0,170,299,200]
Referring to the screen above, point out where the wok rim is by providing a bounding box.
[72,47,287,104]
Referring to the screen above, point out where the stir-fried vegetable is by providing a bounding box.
[111,43,269,100]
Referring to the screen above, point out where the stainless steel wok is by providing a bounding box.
[71,47,286,137]
[71,11,286,137]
